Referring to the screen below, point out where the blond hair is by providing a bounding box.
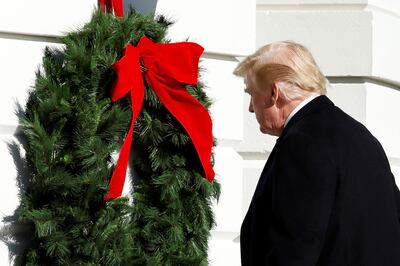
[233,41,327,101]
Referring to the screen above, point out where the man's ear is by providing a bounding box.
[270,82,279,104]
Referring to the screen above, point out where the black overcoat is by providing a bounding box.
[240,95,400,266]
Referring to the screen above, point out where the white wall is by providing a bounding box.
[0,1,96,36]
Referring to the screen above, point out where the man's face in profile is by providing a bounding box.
[245,71,283,136]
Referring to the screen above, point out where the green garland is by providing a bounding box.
[2,10,220,265]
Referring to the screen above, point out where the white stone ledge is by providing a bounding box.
[257,4,400,19]
[0,30,244,62]
[257,3,367,12]
[257,0,366,4]
[238,151,270,160]
[328,76,400,90]
[256,1,400,19]
[202,51,243,62]
[0,30,62,43]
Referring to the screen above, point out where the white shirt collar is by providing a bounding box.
[284,94,320,128]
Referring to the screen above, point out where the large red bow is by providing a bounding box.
[99,0,124,17]
[105,36,215,201]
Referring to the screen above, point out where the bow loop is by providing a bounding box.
[111,44,143,102]
[137,37,204,85]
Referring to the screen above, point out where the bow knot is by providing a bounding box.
[105,36,215,201]
[140,63,148,73]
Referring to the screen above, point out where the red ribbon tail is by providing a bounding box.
[106,45,144,202]
[146,72,215,182]
[104,120,134,202]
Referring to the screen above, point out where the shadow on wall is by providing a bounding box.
[0,103,33,264]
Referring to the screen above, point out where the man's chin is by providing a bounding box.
[260,127,270,135]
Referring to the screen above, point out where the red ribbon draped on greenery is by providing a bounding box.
[104,36,215,201]
[99,0,124,17]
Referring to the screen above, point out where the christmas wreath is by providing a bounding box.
[2,8,220,266]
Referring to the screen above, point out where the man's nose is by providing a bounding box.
[249,99,254,113]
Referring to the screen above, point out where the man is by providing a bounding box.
[234,41,400,266]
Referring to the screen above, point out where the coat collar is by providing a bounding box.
[279,95,334,140]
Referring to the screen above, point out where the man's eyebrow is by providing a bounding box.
[244,88,251,94]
